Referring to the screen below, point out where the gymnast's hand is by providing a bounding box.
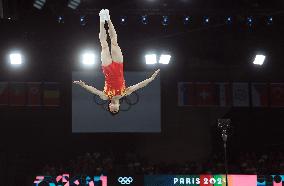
[151,69,160,80]
[73,80,85,86]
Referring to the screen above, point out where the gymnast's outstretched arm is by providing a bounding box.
[73,80,108,100]
[125,69,160,96]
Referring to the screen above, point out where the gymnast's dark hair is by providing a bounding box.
[107,100,119,116]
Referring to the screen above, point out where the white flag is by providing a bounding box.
[232,83,249,107]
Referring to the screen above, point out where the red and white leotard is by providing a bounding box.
[102,61,126,99]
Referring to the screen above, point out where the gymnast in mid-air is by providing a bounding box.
[73,9,160,114]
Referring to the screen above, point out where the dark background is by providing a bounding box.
[0,0,284,185]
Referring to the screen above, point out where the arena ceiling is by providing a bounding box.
[2,0,284,18]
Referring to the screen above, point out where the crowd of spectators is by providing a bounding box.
[40,151,284,175]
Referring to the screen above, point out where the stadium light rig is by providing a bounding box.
[145,54,157,65]
[80,16,87,26]
[183,16,190,25]
[141,15,149,25]
[82,52,96,66]
[68,0,80,10]
[253,54,266,66]
[267,16,273,25]
[57,16,64,24]
[162,16,169,26]
[120,16,127,25]
[9,52,23,65]
[247,16,253,26]
[203,16,209,24]
[226,16,232,24]
[145,53,171,65]
[33,0,46,10]
[159,54,171,64]
[50,15,279,28]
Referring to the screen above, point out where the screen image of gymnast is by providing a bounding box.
[73,9,160,115]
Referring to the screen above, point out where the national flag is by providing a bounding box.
[195,82,217,106]
[9,82,27,106]
[216,82,232,107]
[27,82,42,106]
[270,83,284,107]
[232,83,249,107]
[178,82,195,106]
[251,83,269,107]
[43,82,60,106]
[0,82,9,106]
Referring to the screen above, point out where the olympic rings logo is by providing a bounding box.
[118,177,133,184]
[93,92,139,111]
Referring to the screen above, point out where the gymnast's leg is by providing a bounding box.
[99,10,112,67]
[105,10,124,63]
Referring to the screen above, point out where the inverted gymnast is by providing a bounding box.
[73,9,160,115]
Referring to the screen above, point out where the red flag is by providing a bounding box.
[9,82,26,106]
[195,82,216,106]
[178,82,196,106]
[27,82,42,106]
[43,82,60,106]
[216,82,232,107]
[0,82,9,106]
[251,83,269,107]
[270,83,284,107]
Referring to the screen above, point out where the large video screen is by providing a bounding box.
[72,70,161,133]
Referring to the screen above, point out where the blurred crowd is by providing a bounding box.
[41,151,284,175]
